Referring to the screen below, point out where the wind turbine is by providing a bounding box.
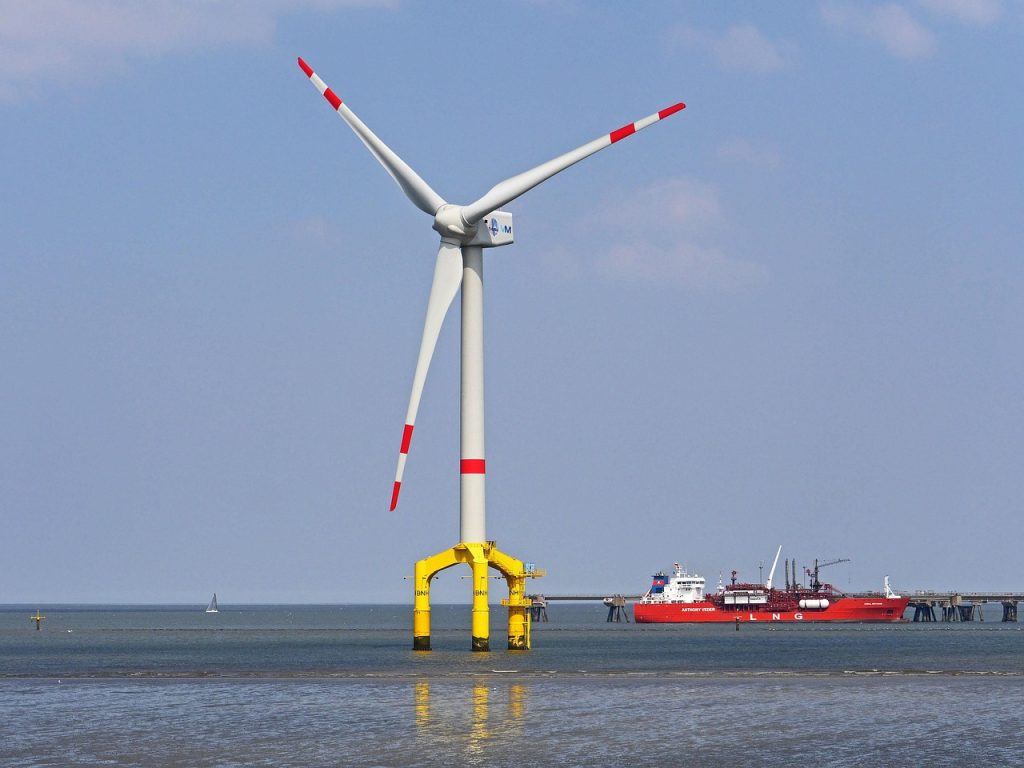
[298,57,684,651]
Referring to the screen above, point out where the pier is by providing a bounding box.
[605,596,631,623]
[525,594,644,622]
[902,592,1021,623]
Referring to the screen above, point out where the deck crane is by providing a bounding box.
[805,558,851,593]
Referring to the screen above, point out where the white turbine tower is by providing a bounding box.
[298,57,684,651]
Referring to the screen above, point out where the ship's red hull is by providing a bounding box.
[634,596,910,623]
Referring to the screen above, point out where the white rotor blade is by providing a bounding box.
[390,239,464,511]
[460,102,685,226]
[298,57,446,216]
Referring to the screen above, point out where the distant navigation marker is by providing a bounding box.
[31,609,46,630]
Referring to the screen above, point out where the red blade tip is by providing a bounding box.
[659,103,686,119]
[297,57,313,77]
[389,481,401,512]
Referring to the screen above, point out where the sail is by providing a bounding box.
[206,593,218,613]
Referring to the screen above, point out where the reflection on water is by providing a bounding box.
[509,683,526,728]
[413,679,527,758]
[468,684,489,757]
[415,680,430,728]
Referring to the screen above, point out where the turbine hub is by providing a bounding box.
[432,204,476,242]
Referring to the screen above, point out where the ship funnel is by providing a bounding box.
[765,545,783,589]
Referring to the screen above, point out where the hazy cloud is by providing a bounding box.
[289,215,346,249]
[821,3,936,59]
[598,241,768,293]
[917,0,1002,24]
[716,139,782,168]
[669,23,795,74]
[599,177,724,231]
[0,0,393,101]
[578,178,768,292]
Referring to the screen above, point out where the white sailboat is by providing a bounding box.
[205,593,219,613]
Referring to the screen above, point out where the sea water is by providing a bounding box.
[1,604,1022,767]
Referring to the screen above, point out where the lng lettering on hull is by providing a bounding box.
[633,549,910,624]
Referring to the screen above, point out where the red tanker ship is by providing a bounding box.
[633,548,910,623]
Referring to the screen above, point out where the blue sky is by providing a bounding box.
[2,1,1021,603]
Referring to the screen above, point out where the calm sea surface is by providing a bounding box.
[2,604,1022,767]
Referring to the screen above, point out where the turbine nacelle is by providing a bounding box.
[467,210,514,248]
[432,205,514,248]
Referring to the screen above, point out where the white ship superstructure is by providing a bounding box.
[639,563,706,604]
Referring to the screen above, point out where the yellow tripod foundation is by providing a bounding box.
[413,541,538,652]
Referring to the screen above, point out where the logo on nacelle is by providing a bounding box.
[469,212,513,247]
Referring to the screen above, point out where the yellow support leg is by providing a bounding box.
[470,547,490,652]
[489,546,533,650]
[505,573,529,650]
[412,558,433,651]
[412,547,461,652]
